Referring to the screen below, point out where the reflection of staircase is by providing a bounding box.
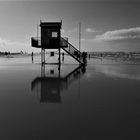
[65,65,85,86]
[31,65,86,103]
[61,37,84,65]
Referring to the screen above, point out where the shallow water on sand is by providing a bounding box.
[0,55,140,140]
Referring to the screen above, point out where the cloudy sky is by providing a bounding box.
[0,0,140,52]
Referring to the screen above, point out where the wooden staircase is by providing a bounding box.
[61,37,84,65]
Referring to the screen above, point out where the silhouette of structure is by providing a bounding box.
[31,20,84,65]
[31,21,86,103]
[31,64,86,103]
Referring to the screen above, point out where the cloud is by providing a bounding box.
[95,27,140,41]
[0,38,27,46]
[86,28,99,33]
[61,28,78,34]
[0,37,27,47]
[0,37,29,52]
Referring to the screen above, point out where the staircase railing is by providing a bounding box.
[61,37,83,64]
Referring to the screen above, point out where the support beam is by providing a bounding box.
[41,63,45,77]
[41,48,45,64]
[58,47,61,65]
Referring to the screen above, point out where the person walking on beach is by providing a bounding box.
[82,52,87,64]
[62,52,65,62]
[31,52,34,63]
[31,52,34,57]
[88,54,90,60]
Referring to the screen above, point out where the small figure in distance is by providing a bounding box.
[62,52,65,62]
[31,52,34,63]
[31,52,34,57]
[88,53,90,60]
[77,53,81,59]
[82,51,87,64]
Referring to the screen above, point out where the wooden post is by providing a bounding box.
[79,22,81,64]
[79,22,81,53]
[41,48,45,64]
[41,62,45,77]
[59,21,61,65]
[58,47,61,65]
[58,60,61,78]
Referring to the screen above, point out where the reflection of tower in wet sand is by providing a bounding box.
[31,64,86,103]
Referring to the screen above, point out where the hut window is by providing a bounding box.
[50,51,54,56]
[50,70,54,75]
[51,32,58,38]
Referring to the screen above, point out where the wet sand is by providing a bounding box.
[0,55,140,140]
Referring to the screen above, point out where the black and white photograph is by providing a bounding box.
[0,0,140,139]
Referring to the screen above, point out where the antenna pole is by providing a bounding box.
[37,24,39,39]
[79,22,81,52]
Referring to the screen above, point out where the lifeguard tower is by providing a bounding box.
[31,20,84,65]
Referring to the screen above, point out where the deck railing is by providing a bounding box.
[61,37,83,64]
[31,37,41,48]
[61,37,82,59]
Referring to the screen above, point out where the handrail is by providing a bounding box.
[62,47,83,64]
[61,37,84,64]
[61,37,80,53]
